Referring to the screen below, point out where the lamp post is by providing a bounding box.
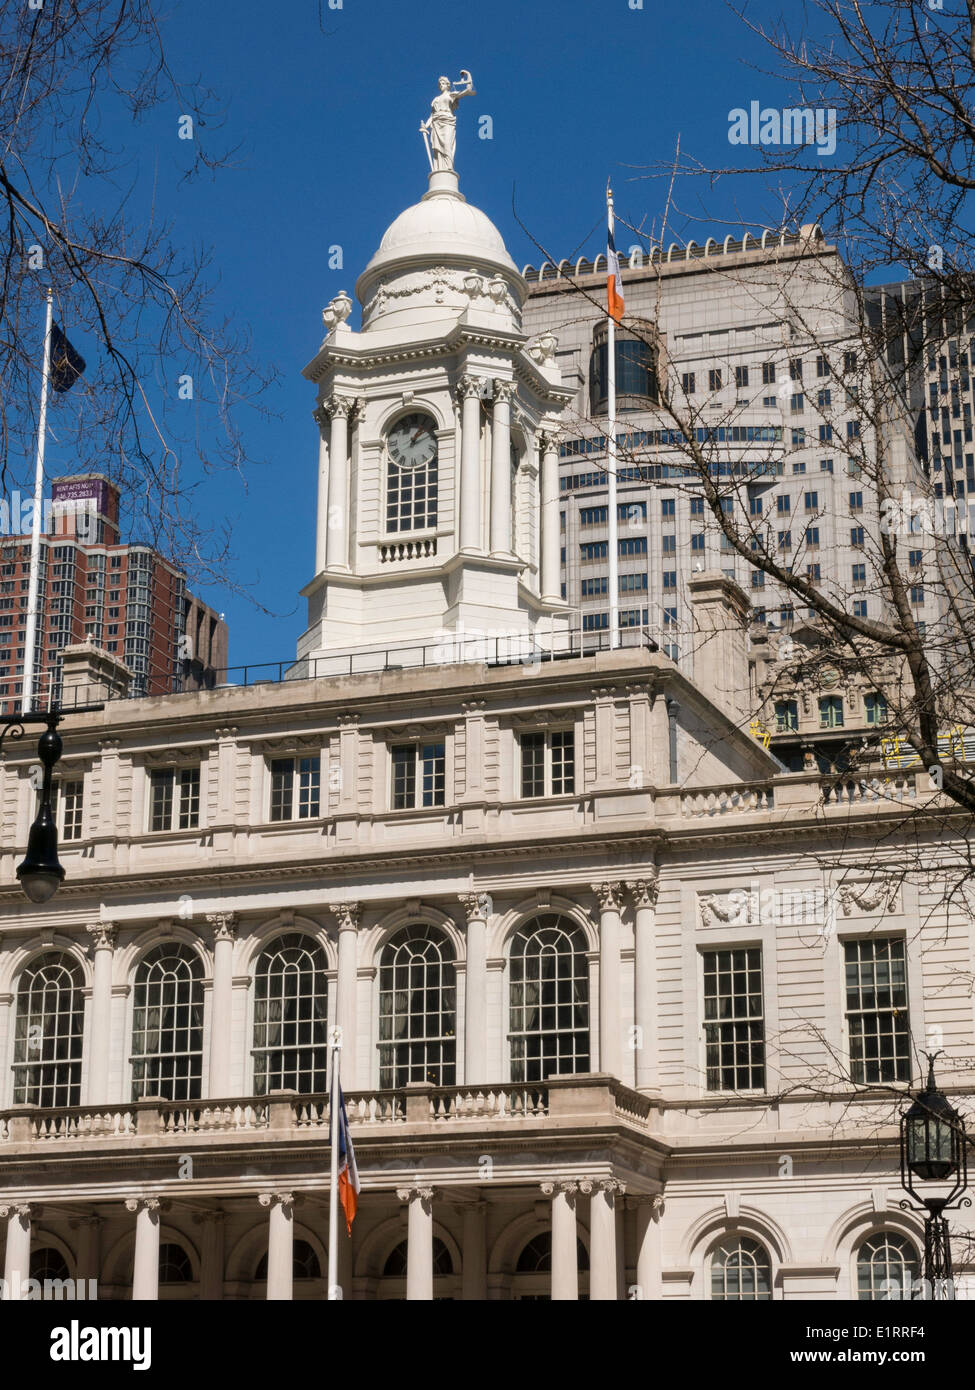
[0,706,103,904]
[899,1051,970,1299]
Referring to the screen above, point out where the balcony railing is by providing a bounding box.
[0,1076,651,1151]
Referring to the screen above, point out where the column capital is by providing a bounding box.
[492,378,516,406]
[313,403,330,432]
[86,922,118,952]
[540,1180,578,1201]
[626,1192,664,1212]
[206,911,239,942]
[396,1185,436,1205]
[124,1197,163,1214]
[591,882,625,911]
[537,427,561,453]
[458,891,492,924]
[627,871,659,909]
[323,393,361,421]
[330,902,361,933]
[456,374,484,401]
[595,1177,626,1197]
[0,1202,37,1220]
[258,1192,298,1211]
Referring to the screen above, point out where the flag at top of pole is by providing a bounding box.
[606,184,625,326]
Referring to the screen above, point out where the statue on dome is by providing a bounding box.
[419,71,475,173]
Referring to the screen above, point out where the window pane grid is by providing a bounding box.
[710,1237,772,1301]
[703,948,765,1091]
[378,926,456,1088]
[509,915,590,1082]
[150,770,174,832]
[857,1233,918,1300]
[521,732,545,798]
[253,934,328,1094]
[60,779,84,841]
[845,938,909,1084]
[177,767,201,829]
[130,944,204,1101]
[12,953,84,1107]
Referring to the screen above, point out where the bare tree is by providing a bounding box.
[0,1,274,586]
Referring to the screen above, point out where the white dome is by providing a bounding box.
[357,187,519,294]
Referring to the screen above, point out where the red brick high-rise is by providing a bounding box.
[0,474,228,714]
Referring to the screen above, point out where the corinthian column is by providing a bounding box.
[539,429,561,603]
[125,1197,163,1301]
[396,1185,435,1300]
[85,922,117,1104]
[330,902,360,1088]
[583,1177,625,1301]
[591,882,624,1079]
[0,1203,37,1299]
[490,379,515,554]
[258,1193,296,1301]
[627,874,659,1089]
[324,395,358,571]
[457,376,483,551]
[314,405,330,574]
[541,1181,579,1300]
[206,912,238,1098]
[458,892,491,1085]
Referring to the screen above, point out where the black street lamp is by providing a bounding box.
[1,706,103,904]
[899,1051,970,1299]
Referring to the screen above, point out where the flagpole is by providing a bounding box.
[327,1024,342,1299]
[606,183,619,650]
[23,288,53,714]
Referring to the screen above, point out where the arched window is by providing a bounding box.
[710,1236,772,1300]
[13,953,84,1107]
[131,944,204,1102]
[159,1244,194,1283]
[857,1232,919,1300]
[509,915,590,1082]
[255,1239,321,1281]
[385,412,439,533]
[31,1248,72,1283]
[253,934,329,1095]
[383,1237,453,1277]
[378,926,456,1088]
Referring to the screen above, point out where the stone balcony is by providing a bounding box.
[0,1075,658,1165]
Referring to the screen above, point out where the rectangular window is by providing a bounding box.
[520,728,575,798]
[661,498,675,517]
[391,742,445,810]
[691,533,706,551]
[792,428,806,446]
[149,767,202,832]
[853,599,867,618]
[908,549,922,568]
[791,393,804,413]
[735,365,749,389]
[270,756,321,822]
[749,496,763,516]
[819,695,844,728]
[778,531,792,549]
[789,358,803,381]
[804,491,819,511]
[681,371,696,394]
[820,457,834,473]
[852,563,866,584]
[817,389,831,407]
[849,491,863,511]
[792,461,806,475]
[57,778,84,841]
[703,948,765,1092]
[845,938,909,1084]
[690,497,705,516]
[662,533,676,553]
[762,361,776,384]
[819,423,833,442]
[851,526,865,547]
[709,368,723,391]
[777,495,791,514]
[816,354,831,378]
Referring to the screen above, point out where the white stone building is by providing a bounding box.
[0,135,972,1305]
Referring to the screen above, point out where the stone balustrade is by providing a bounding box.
[0,1076,651,1153]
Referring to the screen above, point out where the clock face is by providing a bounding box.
[387,413,438,469]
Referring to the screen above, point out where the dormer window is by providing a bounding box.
[385,412,439,533]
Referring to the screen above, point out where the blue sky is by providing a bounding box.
[48,0,816,666]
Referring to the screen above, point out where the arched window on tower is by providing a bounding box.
[378,926,456,1088]
[385,412,439,533]
[13,953,85,1107]
[253,934,329,1094]
[508,915,590,1082]
[589,319,659,416]
[130,944,205,1101]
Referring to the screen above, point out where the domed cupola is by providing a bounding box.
[355,165,525,334]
